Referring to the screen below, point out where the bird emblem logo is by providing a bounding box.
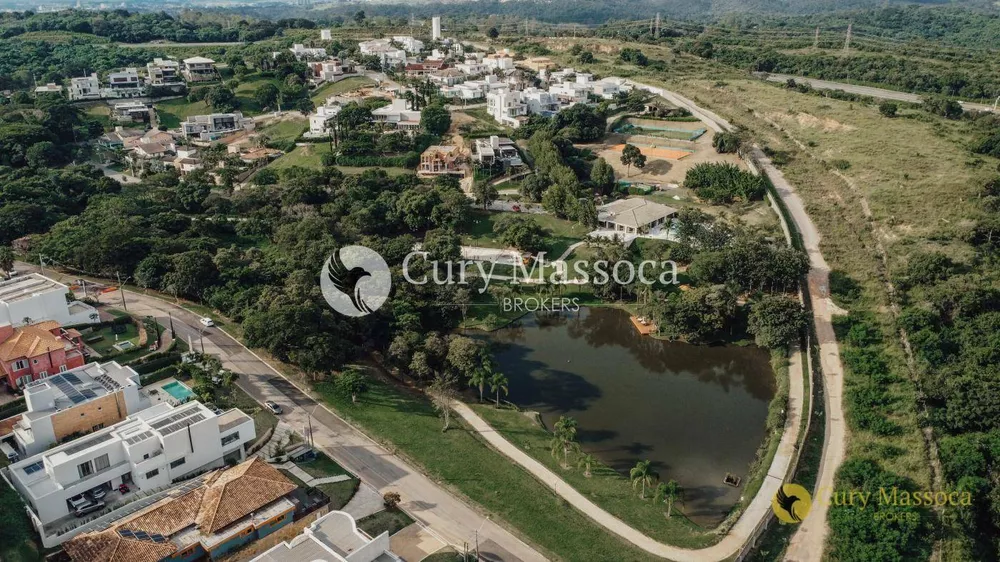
[772,482,812,524]
[320,245,391,317]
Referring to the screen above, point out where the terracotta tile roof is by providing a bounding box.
[63,530,176,562]
[33,320,60,332]
[65,458,296,562]
[0,323,67,362]
[195,457,297,533]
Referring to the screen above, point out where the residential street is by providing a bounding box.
[19,263,547,562]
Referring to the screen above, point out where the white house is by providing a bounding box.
[111,101,152,123]
[487,89,527,128]
[483,51,515,72]
[7,400,256,532]
[251,510,403,562]
[289,43,327,60]
[102,68,145,98]
[391,35,424,54]
[320,29,332,41]
[521,87,560,115]
[593,77,630,99]
[10,361,148,457]
[180,112,255,141]
[371,99,422,134]
[598,198,678,234]
[456,60,487,76]
[311,58,357,82]
[473,136,523,168]
[182,57,216,82]
[0,274,98,328]
[358,40,407,67]
[146,58,182,85]
[308,104,341,136]
[34,83,63,96]
[68,74,101,101]
[549,79,592,106]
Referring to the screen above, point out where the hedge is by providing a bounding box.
[0,398,26,420]
[140,365,180,386]
[132,353,183,375]
[65,314,131,332]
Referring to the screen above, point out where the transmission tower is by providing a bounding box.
[655,13,661,38]
[814,27,820,49]
[844,23,852,53]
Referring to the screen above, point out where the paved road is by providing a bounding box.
[627,80,844,560]
[21,263,547,562]
[763,73,997,112]
[97,163,141,184]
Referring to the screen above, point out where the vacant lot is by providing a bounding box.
[310,76,377,104]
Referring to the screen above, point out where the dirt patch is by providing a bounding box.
[766,111,857,133]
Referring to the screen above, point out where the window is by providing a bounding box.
[59,365,68,373]
[145,469,159,479]
[12,360,27,371]
[220,432,240,447]
[77,461,93,479]
[38,371,47,379]
[92,423,104,432]
[169,457,186,469]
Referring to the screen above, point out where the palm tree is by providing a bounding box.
[489,371,508,408]
[549,416,580,469]
[654,480,682,518]
[630,460,657,499]
[468,360,490,402]
[577,453,596,478]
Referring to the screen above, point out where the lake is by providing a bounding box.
[481,307,776,526]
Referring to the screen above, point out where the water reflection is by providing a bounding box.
[482,307,776,526]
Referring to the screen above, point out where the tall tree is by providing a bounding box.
[620,144,645,178]
[654,480,682,517]
[428,375,458,432]
[489,371,509,408]
[630,459,657,499]
[550,415,580,469]
[0,246,14,279]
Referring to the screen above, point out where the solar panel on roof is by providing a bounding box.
[22,461,43,475]
[134,531,149,541]
[61,373,82,384]
[118,529,135,539]
[161,413,206,435]
[81,389,97,399]
[149,534,168,543]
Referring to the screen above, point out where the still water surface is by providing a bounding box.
[483,307,776,525]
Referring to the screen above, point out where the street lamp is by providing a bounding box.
[115,272,132,311]
[474,516,490,561]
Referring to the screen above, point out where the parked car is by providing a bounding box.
[265,401,283,415]
[86,485,107,501]
[199,317,215,327]
[67,495,91,511]
[74,501,105,517]
[1,442,19,463]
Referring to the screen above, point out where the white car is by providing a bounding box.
[199,317,215,327]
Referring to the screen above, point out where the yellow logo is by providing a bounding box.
[772,483,812,524]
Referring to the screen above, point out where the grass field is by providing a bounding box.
[264,144,410,176]
[259,118,307,143]
[313,374,664,561]
[357,509,414,537]
[310,76,376,104]
[461,210,590,258]
[155,97,211,129]
[471,404,717,547]
[298,452,350,480]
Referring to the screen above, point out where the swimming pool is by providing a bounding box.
[162,381,195,403]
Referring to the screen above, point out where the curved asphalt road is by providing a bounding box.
[20,263,546,562]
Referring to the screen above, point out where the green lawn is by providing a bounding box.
[313,375,664,561]
[155,97,210,129]
[298,452,350,479]
[85,322,140,355]
[461,210,590,258]
[471,404,716,548]
[310,76,376,104]
[357,509,414,538]
[264,145,410,177]
[318,479,360,510]
[259,118,308,143]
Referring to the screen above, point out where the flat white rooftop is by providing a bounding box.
[0,274,66,304]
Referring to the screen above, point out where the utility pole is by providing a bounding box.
[168,312,175,338]
[116,272,129,311]
[814,26,820,49]
[844,23,852,53]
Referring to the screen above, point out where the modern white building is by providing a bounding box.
[182,57,216,82]
[371,99,422,134]
[487,89,527,128]
[111,101,152,123]
[432,16,442,41]
[483,51,515,72]
[10,361,148,457]
[358,39,407,67]
[593,77,630,99]
[473,136,523,168]
[308,103,342,136]
[549,77,593,106]
[289,43,327,60]
[311,58,358,82]
[320,29,332,41]
[180,112,255,141]
[391,35,424,54]
[103,68,145,98]
[252,510,403,562]
[521,87,560,115]
[0,274,98,329]
[7,400,256,531]
[146,58,182,86]
[68,74,101,101]
[34,83,63,96]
